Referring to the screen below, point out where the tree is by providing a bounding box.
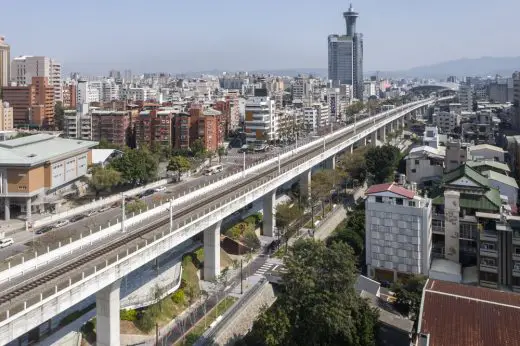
[96,138,120,150]
[54,101,65,131]
[345,101,364,119]
[391,275,426,321]
[365,145,401,184]
[337,147,368,187]
[217,146,227,163]
[167,155,191,181]
[110,147,158,185]
[247,239,379,346]
[190,138,205,157]
[126,199,147,215]
[311,170,335,218]
[89,166,121,197]
[276,202,302,248]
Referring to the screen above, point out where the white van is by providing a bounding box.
[0,238,14,248]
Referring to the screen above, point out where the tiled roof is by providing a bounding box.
[444,164,489,188]
[432,189,501,212]
[482,170,519,189]
[466,160,511,173]
[470,143,506,153]
[365,183,415,199]
[419,279,520,346]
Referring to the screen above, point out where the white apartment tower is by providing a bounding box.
[365,183,432,281]
[10,56,63,103]
[244,96,277,145]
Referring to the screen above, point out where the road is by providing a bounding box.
[0,143,298,264]
[0,103,425,319]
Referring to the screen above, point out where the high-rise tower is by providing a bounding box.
[343,4,358,37]
[328,4,364,100]
[0,36,10,88]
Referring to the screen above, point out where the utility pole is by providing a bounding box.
[240,258,243,294]
[155,323,159,345]
[121,193,126,232]
[278,153,281,174]
[169,198,173,231]
[242,151,246,177]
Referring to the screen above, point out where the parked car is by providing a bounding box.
[86,209,97,217]
[0,238,14,248]
[154,186,166,192]
[142,189,155,196]
[54,220,70,228]
[36,225,53,235]
[69,214,86,223]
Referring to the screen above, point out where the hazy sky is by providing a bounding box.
[2,0,519,74]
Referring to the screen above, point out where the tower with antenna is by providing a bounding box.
[343,4,359,37]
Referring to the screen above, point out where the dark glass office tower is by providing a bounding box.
[328,4,364,99]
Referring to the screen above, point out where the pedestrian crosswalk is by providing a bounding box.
[254,263,275,276]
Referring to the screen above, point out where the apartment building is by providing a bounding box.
[174,112,193,150]
[0,134,97,222]
[11,56,62,103]
[365,183,432,282]
[244,95,277,145]
[2,76,55,127]
[458,83,474,112]
[62,82,77,109]
[135,108,174,149]
[198,108,222,152]
[405,146,445,186]
[0,36,9,87]
[63,110,92,140]
[0,101,13,131]
[303,103,330,133]
[91,110,131,147]
[431,165,505,282]
[432,111,460,133]
[444,140,471,172]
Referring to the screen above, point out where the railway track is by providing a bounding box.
[0,105,414,307]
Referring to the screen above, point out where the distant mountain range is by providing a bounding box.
[183,57,520,80]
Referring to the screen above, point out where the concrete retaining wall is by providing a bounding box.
[200,280,276,346]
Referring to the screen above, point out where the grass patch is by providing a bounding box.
[174,296,237,346]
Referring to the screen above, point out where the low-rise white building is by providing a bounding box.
[481,170,519,206]
[365,183,432,282]
[405,146,445,186]
[470,144,506,163]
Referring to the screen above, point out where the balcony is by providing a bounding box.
[513,253,520,262]
[479,280,498,289]
[480,230,498,242]
[513,232,520,246]
[479,248,498,258]
[479,261,498,274]
[513,267,520,278]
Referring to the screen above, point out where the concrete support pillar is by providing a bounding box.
[4,197,10,221]
[300,169,311,199]
[389,121,394,133]
[26,198,32,223]
[96,279,122,346]
[350,145,354,154]
[379,126,386,143]
[401,117,405,129]
[203,220,221,281]
[325,155,336,170]
[371,131,377,147]
[263,189,276,237]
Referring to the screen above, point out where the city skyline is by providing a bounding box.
[2,0,520,75]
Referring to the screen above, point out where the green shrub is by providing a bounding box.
[244,215,257,226]
[172,289,185,304]
[135,310,155,333]
[243,230,261,250]
[120,309,138,321]
[81,319,96,334]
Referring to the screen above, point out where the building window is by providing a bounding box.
[396,198,403,205]
[375,196,383,203]
[411,169,416,173]
[409,201,416,207]
[414,160,420,165]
